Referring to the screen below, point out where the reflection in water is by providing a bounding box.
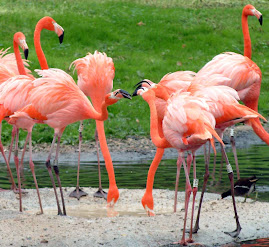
[1,144,269,201]
[26,205,147,218]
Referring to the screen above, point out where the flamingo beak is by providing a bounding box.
[259,15,263,26]
[132,85,142,96]
[24,48,29,60]
[59,32,64,44]
[120,89,132,99]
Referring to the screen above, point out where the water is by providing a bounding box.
[1,144,269,201]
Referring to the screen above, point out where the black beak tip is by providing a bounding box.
[24,49,29,60]
[259,15,263,26]
[119,89,132,100]
[59,32,64,44]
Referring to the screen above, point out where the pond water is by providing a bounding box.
[0,144,269,201]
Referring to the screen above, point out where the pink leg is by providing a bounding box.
[93,128,107,199]
[8,126,17,165]
[230,127,240,180]
[53,135,66,215]
[14,128,22,212]
[188,153,198,243]
[174,153,193,246]
[69,121,88,199]
[45,133,62,215]
[0,123,17,190]
[28,132,43,214]
[221,145,242,238]
[173,156,182,213]
[19,133,29,174]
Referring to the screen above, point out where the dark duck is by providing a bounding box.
[221,175,259,202]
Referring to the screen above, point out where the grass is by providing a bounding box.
[1,0,269,146]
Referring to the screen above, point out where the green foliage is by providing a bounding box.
[0,0,269,145]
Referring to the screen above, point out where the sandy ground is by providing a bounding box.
[0,125,269,247]
[0,187,269,247]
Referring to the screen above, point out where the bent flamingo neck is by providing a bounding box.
[13,40,27,75]
[242,13,251,59]
[34,21,49,70]
[144,93,171,148]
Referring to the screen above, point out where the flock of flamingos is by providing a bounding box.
[0,4,268,246]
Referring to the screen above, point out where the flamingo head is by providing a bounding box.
[105,89,132,105]
[38,16,65,43]
[107,185,119,207]
[141,193,155,216]
[13,32,29,59]
[243,5,262,25]
[132,79,156,96]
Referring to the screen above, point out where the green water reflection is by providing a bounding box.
[1,144,269,201]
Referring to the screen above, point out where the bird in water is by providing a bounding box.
[221,175,259,202]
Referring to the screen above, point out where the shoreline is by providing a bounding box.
[0,187,268,247]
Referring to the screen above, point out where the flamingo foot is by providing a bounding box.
[144,205,155,216]
[93,188,107,199]
[69,187,88,200]
[186,224,199,234]
[224,225,242,238]
[186,238,194,243]
[13,188,28,195]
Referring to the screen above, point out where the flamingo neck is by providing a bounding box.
[143,93,171,148]
[34,21,49,70]
[242,13,251,59]
[13,40,27,75]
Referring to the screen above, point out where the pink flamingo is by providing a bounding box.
[10,16,64,168]
[196,4,264,179]
[135,87,224,245]
[69,51,118,200]
[8,68,131,214]
[133,83,265,242]
[0,32,31,191]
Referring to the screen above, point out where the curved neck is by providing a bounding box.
[34,21,49,70]
[143,94,171,148]
[13,40,27,75]
[242,13,251,59]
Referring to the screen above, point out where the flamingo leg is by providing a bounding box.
[188,153,198,243]
[8,125,16,165]
[69,121,88,199]
[190,143,211,234]
[180,154,193,246]
[53,135,66,215]
[230,127,240,180]
[173,155,183,213]
[14,128,22,212]
[0,123,17,191]
[45,133,62,215]
[28,132,43,214]
[221,145,242,238]
[142,147,164,216]
[217,152,224,186]
[93,128,107,199]
[19,132,29,174]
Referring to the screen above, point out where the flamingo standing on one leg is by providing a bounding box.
[8,68,131,214]
[0,32,31,192]
[69,51,129,205]
[196,4,264,180]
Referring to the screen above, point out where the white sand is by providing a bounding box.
[0,187,268,247]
